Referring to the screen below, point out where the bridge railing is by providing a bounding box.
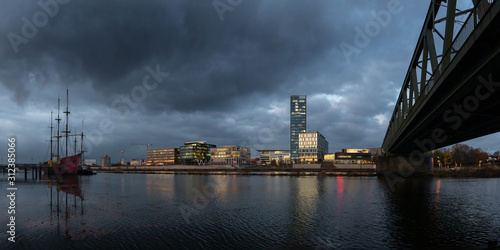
[382,0,496,153]
[424,0,487,95]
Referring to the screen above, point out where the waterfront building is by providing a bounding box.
[334,148,373,164]
[257,149,291,165]
[324,153,336,162]
[298,131,328,163]
[290,95,306,162]
[146,148,179,166]
[343,148,369,154]
[84,159,97,165]
[101,155,111,167]
[210,146,250,166]
[130,159,145,166]
[179,141,216,165]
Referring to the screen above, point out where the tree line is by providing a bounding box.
[431,143,499,167]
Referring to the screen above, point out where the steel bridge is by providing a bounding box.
[380,0,500,173]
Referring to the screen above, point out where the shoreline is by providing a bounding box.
[430,167,500,178]
[90,165,500,178]
[92,166,377,176]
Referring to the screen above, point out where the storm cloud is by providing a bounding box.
[1,0,497,163]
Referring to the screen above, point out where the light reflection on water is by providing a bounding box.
[1,173,499,249]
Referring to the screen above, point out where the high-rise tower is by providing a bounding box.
[290,95,306,162]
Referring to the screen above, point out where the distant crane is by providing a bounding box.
[119,150,125,165]
[133,143,153,158]
[133,143,153,151]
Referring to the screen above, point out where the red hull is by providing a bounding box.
[43,154,81,175]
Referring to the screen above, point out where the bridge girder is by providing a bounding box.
[382,0,500,156]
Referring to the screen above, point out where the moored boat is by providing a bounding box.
[77,164,97,175]
[43,89,90,176]
[42,153,82,175]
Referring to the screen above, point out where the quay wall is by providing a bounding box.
[92,165,376,176]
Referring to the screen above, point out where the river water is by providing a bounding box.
[1,173,499,249]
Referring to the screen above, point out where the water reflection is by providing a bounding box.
[381,177,500,248]
[1,173,498,249]
[290,177,319,243]
[434,179,441,221]
[145,174,175,200]
[43,175,84,239]
[335,176,345,218]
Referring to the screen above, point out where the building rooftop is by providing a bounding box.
[184,141,207,145]
[257,149,291,152]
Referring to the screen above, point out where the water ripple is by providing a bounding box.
[1,174,500,249]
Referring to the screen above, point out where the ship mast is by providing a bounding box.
[74,129,78,155]
[81,120,84,159]
[64,88,70,157]
[50,111,53,160]
[56,97,61,159]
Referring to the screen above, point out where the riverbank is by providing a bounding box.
[92,165,377,176]
[90,165,500,178]
[431,167,500,178]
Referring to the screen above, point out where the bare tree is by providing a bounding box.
[451,143,489,166]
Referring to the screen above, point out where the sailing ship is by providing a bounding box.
[42,89,88,175]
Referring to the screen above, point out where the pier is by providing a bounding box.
[2,164,43,180]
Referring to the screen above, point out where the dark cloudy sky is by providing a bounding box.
[1,0,498,163]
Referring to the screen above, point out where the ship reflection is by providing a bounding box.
[44,175,85,239]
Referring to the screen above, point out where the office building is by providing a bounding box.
[179,141,216,165]
[334,148,374,164]
[257,149,291,165]
[290,95,306,162]
[101,155,111,167]
[343,148,369,154]
[324,153,336,162]
[298,131,328,163]
[130,159,145,166]
[210,146,251,165]
[146,148,180,165]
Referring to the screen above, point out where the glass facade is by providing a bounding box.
[298,132,328,163]
[324,154,336,162]
[179,141,216,165]
[290,95,306,162]
[333,148,374,164]
[146,148,180,165]
[257,149,291,165]
[210,146,251,165]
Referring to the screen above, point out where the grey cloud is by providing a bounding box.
[1,0,497,162]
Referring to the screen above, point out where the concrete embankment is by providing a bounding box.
[291,163,375,169]
[92,165,376,176]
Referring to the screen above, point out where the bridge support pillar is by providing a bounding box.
[377,154,432,176]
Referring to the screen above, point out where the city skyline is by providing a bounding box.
[1,1,499,163]
[1,1,499,248]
